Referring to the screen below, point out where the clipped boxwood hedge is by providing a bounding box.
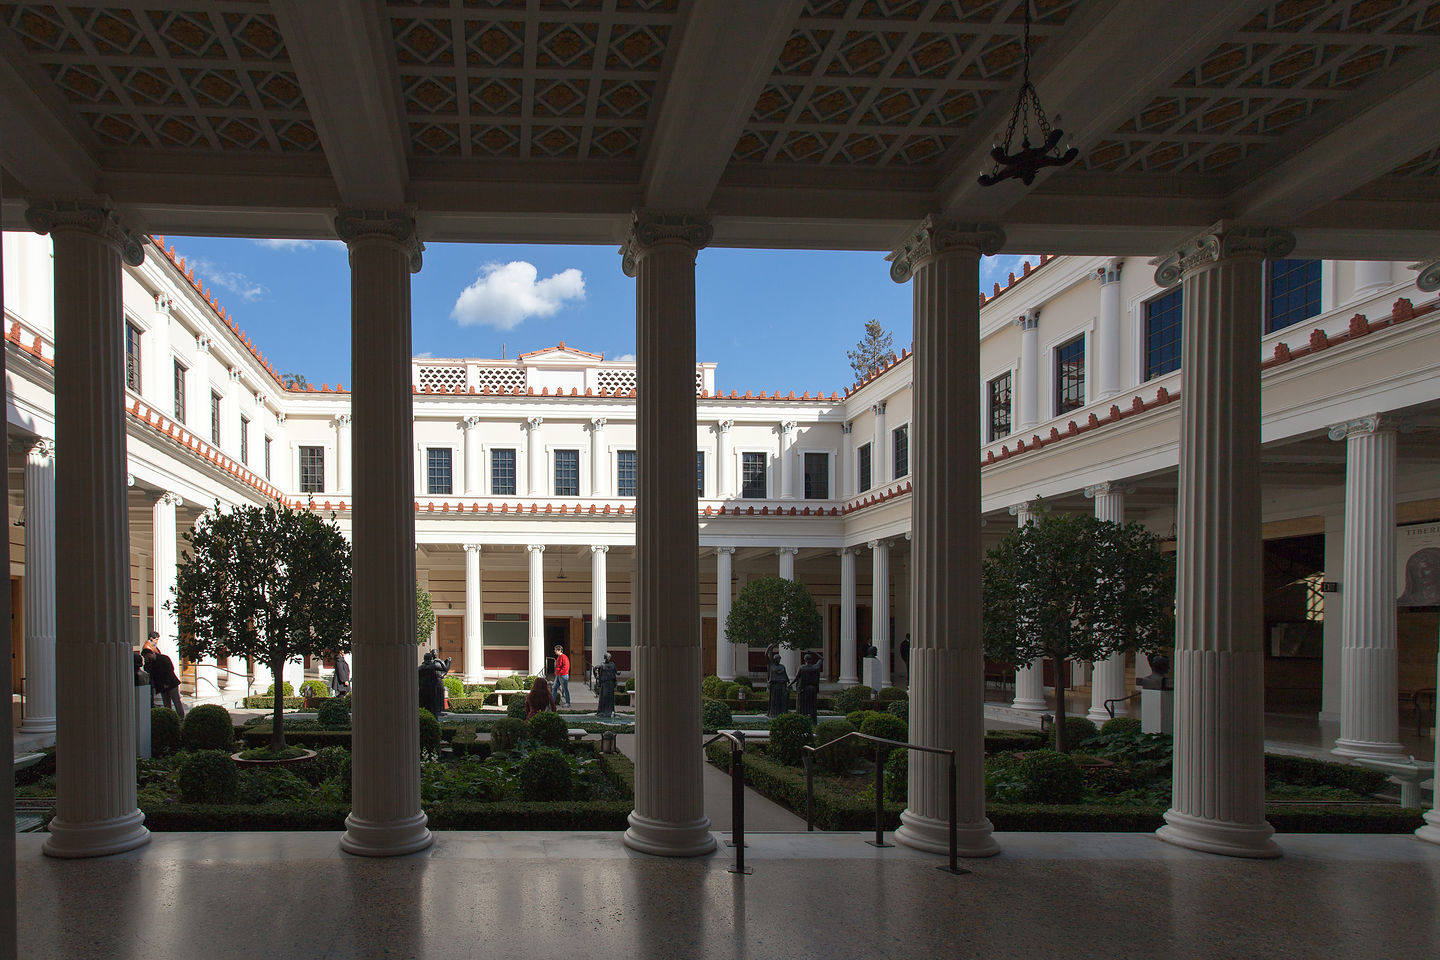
[1264,753,1388,796]
[242,696,305,709]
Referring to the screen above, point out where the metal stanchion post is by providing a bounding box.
[866,745,891,847]
[728,736,750,875]
[803,751,815,831]
[937,750,969,875]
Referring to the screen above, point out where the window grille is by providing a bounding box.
[554,449,579,496]
[1054,335,1085,415]
[892,424,908,479]
[240,416,249,466]
[1267,259,1322,333]
[857,443,872,493]
[264,436,272,481]
[472,366,527,393]
[491,449,516,495]
[416,364,468,392]
[804,451,829,499]
[617,450,637,497]
[427,448,452,495]
[696,451,704,497]
[595,369,637,395]
[741,452,767,499]
[988,372,1011,442]
[173,360,187,423]
[299,446,324,494]
[210,391,222,446]
[125,321,142,392]
[1144,289,1183,380]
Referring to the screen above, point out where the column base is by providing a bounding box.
[1011,698,1048,712]
[1156,809,1280,859]
[18,716,57,736]
[623,810,716,857]
[1332,738,1406,760]
[1416,809,1440,845]
[838,674,860,685]
[895,808,999,858]
[43,809,149,859]
[340,811,433,857]
[1086,707,1121,725]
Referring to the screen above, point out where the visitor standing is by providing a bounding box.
[142,645,186,719]
[329,652,350,696]
[900,633,911,679]
[525,675,556,719]
[552,644,571,707]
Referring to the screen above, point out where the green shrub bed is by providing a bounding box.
[242,696,305,709]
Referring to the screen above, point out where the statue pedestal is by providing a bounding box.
[862,657,878,693]
[1141,686,1173,735]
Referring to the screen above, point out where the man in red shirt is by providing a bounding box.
[552,644,571,707]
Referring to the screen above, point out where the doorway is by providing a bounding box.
[436,616,464,675]
[544,617,569,676]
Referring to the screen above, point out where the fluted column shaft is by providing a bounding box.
[464,544,483,679]
[777,422,794,500]
[778,546,800,673]
[869,540,890,689]
[20,440,57,735]
[1096,261,1123,400]
[590,419,608,498]
[29,202,149,858]
[338,211,431,857]
[1155,223,1290,859]
[840,422,853,500]
[526,419,544,496]
[591,545,608,669]
[715,547,733,681]
[462,417,481,495]
[336,414,353,494]
[1087,483,1131,722]
[527,545,545,674]
[1010,502,1047,711]
[150,493,179,656]
[717,421,733,498]
[888,219,1001,857]
[839,547,859,684]
[872,403,888,486]
[620,213,714,857]
[1332,418,1404,758]
[1017,315,1039,431]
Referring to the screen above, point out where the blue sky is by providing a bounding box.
[164,235,1033,394]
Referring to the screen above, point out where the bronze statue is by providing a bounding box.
[795,652,822,722]
[418,650,449,716]
[595,653,618,718]
[766,645,790,717]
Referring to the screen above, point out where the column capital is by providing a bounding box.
[195,335,212,354]
[25,200,146,266]
[333,413,352,427]
[837,546,856,558]
[886,217,1005,283]
[1327,414,1413,441]
[1013,308,1039,330]
[152,491,183,508]
[871,402,886,416]
[525,416,544,430]
[717,419,734,433]
[1096,259,1123,285]
[27,437,55,461]
[1152,221,1295,287]
[590,417,608,430]
[1085,481,1133,499]
[1409,258,1440,293]
[780,420,797,434]
[777,546,800,557]
[333,207,423,273]
[842,420,853,435]
[1007,500,1036,519]
[527,544,546,554]
[461,415,482,430]
[620,211,713,277]
[155,294,174,315]
[867,538,888,551]
[462,543,481,554]
[715,546,735,557]
[591,544,609,555]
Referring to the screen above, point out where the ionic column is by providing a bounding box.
[1153,222,1292,859]
[1352,261,1392,300]
[463,544,483,680]
[776,421,794,499]
[192,336,212,435]
[150,492,181,658]
[840,421,853,500]
[887,217,1003,857]
[715,547,734,681]
[1096,261,1124,400]
[1330,416,1405,759]
[526,417,544,496]
[839,547,859,684]
[868,539,891,690]
[590,418,608,498]
[462,416,482,496]
[1016,310,1040,432]
[1412,259,1440,294]
[872,402,888,486]
[620,212,714,857]
[1008,501,1047,712]
[716,420,734,498]
[777,547,800,674]
[1086,482,1130,723]
[28,200,150,858]
[527,545,545,675]
[335,414,353,495]
[591,545,609,669]
[19,439,56,735]
[335,208,431,857]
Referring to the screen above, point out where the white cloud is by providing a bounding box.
[192,258,267,302]
[980,253,1035,292]
[612,353,635,362]
[450,261,585,330]
[254,238,316,250]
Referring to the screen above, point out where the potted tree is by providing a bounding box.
[173,500,351,755]
[982,509,1174,753]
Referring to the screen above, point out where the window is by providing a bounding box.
[696,451,705,498]
[988,372,1012,442]
[893,424,909,479]
[1267,258,1322,333]
[617,450,638,497]
[173,360,187,423]
[857,442,872,493]
[263,436,272,481]
[491,448,516,496]
[741,452,767,499]
[1144,289,1184,380]
[427,447,452,495]
[299,446,324,494]
[210,391,222,446]
[803,451,829,499]
[239,416,250,466]
[554,449,579,496]
[124,321,141,392]
[1054,335,1085,415]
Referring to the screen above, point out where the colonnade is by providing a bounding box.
[19,201,1439,863]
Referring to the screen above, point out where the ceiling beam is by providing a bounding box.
[0,30,98,197]
[640,0,805,212]
[933,0,1271,227]
[271,0,409,210]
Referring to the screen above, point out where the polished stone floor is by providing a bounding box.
[15,832,1440,960]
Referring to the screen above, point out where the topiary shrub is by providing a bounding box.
[858,712,908,757]
[443,675,464,700]
[490,717,529,753]
[731,675,754,690]
[1018,749,1084,804]
[495,676,523,691]
[768,712,815,766]
[1101,716,1142,737]
[813,718,861,775]
[884,749,908,802]
[1052,716,1099,752]
[877,686,908,702]
[418,708,442,753]
[846,709,887,729]
[265,681,295,697]
[701,675,727,699]
[176,749,239,804]
[316,696,350,730]
[885,699,908,724]
[151,707,182,757]
[299,679,329,700]
[506,693,527,719]
[517,747,573,801]
[464,684,493,699]
[701,699,732,731]
[181,704,237,751]
[528,710,568,750]
[833,685,874,715]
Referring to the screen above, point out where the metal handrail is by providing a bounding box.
[1104,691,1141,719]
[703,730,750,874]
[801,732,965,875]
